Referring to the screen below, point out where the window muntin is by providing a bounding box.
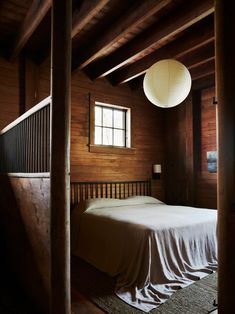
[94,103,129,147]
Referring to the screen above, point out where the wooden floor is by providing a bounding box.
[71,288,106,314]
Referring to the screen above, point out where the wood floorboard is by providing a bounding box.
[71,288,106,314]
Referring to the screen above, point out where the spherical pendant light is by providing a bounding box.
[143,59,191,108]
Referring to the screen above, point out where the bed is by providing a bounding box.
[71,180,217,312]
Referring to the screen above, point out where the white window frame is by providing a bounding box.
[94,101,131,148]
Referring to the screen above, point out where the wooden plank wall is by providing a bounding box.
[0,55,217,206]
[165,95,193,205]
[0,57,19,130]
[37,59,166,200]
[196,87,217,208]
[165,86,217,208]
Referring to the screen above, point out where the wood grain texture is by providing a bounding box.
[0,57,19,130]
[165,87,216,208]
[74,0,173,69]
[0,175,50,313]
[36,59,166,201]
[108,16,214,85]
[165,98,190,205]
[70,71,166,201]
[84,0,214,78]
[195,87,217,208]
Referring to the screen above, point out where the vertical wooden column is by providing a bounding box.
[185,92,194,205]
[192,90,202,207]
[215,1,235,313]
[50,0,71,313]
[19,53,26,115]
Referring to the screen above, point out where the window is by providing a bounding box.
[93,102,131,148]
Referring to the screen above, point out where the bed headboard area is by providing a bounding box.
[70,180,151,207]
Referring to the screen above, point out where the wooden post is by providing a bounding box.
[215,1,235,313]
[19,53,26,115]
[50,0,71,313]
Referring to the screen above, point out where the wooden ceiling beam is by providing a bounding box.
[84,0,214,79]
[33,0,108,64]
[179,41,215,70]
[72,0,173,69]
[10,0,52,59]
[192,73,215,90]
[72,0,109,39]
[108,17,214,85]
[190,58,215,80]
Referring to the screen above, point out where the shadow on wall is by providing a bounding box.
[0,174,49,314]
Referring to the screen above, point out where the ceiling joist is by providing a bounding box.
[2,0,215,90]
[72,0,173,69]
[108,17,214,85]
[10,0,51,59]
[190,58,215,80]
[72,0,109,39]
[83,0,214,79]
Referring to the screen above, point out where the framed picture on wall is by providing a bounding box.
[207,151,217,173]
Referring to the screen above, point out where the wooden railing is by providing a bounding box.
[0,96,51,174]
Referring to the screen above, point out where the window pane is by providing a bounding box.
[103,127,112,145]
[114,110,125,129]
[94,126,102,145]
[103,108,113,127]
[114,129,125,147]
[95,106,102,126]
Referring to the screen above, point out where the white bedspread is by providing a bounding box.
[71,200,217,312]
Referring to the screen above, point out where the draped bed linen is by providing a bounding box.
[71,199,217,312]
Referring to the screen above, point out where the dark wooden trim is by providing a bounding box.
[50,0,71,313]
[19,54,26,115]
[89,144,136,155]
[185,93,194,205]
[82,0,214,78]
[11,0,51,59]
[192,90,202,206]
[215,0,235,312]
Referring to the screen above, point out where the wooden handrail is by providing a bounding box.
[0,95,51,135]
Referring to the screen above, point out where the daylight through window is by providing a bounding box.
[94,102,130,147]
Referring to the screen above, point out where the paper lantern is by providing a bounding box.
[143,59,191,108]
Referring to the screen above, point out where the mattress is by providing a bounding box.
[71,196,217,312]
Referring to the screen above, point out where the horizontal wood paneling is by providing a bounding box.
[0,57,19,130]
[37,60,166,200]
[70,71,165,200]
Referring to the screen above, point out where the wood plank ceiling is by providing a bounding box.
[0,0,215,90]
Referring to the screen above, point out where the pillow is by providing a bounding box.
[77,198,127,213]
[125,195,163,205]
[76,196,163,213]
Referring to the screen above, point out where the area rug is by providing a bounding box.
[71,256,217,314]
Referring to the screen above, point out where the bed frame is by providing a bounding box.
[70,180,151,207]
